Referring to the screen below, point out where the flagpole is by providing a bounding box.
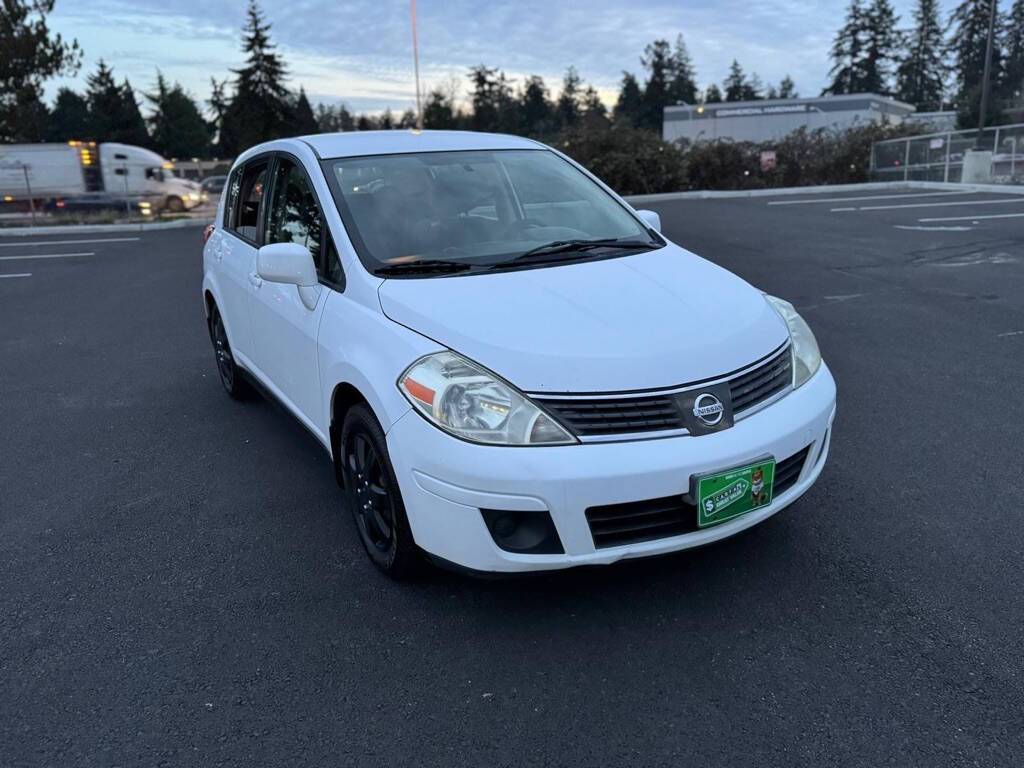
[412,0,423,129]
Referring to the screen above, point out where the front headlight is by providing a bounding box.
[398,351,576,445]
[765,295,821,388]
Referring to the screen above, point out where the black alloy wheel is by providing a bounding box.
[340,404,419,577]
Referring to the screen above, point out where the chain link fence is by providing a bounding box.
[871,123,1024,184]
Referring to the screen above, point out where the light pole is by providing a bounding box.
[977,0,998,139]
[411,0,423,130]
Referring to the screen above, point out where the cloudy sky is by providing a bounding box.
[44,0,958,114]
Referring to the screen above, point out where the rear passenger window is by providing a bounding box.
[228,161,269,242]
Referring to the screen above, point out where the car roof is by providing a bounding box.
[297,130,544,160]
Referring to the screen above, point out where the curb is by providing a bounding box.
[624,180,1024,204]
[0,218,211,237]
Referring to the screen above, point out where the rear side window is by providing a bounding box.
[226,161,269,243]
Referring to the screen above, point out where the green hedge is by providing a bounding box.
[551,122,921,196]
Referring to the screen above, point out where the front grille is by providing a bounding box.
[772,446,810,496]
[585,443,811,549]
[541,396,685,436]
[729,350,792,412]
[538,344,791,439]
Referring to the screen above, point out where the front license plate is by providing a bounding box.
[696,458,775,528]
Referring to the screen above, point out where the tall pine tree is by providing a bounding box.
[639,40,671,130]
[556,67,582,129]
[1001,0,1024,106]
[895,0,946,109]
[613,72,644,126]
[861,0,901,94]
[948,0,1004,126]
[146,72,212,158]
[84,61,149,145]
[826,0,868,94]
[289,87,319,135]
[666,34,699,105]
[723,60,749,101]
[219,0,291,155]
[47,87,90,141]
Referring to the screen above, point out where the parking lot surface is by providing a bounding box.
[2,187,1023,766]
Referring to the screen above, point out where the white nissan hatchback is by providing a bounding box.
[202,130,836,577]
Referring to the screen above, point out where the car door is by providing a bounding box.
[218,158,270,364]
[247,154,330,432]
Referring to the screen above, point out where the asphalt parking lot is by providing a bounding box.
[2,187,1023,766]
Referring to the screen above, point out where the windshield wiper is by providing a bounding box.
[375,259,474,276]
[512,238,658,264]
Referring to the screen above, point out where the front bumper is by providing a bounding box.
[386,362,837,573]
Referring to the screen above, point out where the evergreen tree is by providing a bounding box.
[219,0,291,155]
[398,109,417,128]
[1000,0,1024,103]
[639,39,671,130]
[723,60,749,101]
[704,84,724,103]
[613,72,644,125]
[556,67,582,129]
[467,65,514,132]
[1,0,81,142]
[207,78,229,151]
[777,75,798,98]
[290,87,319,134]
[520,75,552,134]
[581,85,608,127]
[861,0,901,94]
[423,88,456,128]
[667,34,699,105]
[84,62,149,145]
[743,72,764,100]
[115,79,150,146]
[948,0,1004,126]
[826,0,869,94]
[47,87,90,141]
[146,72,211,158]
[380,108,395,130]
[895,0,946,110]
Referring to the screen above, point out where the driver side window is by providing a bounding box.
[266,158,322,264]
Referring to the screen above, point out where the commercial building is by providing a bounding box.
[663,93,915,143]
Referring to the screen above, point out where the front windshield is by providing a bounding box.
[323,149,660,275]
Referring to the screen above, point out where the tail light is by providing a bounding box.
[202,224,215,245]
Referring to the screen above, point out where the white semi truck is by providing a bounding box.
[0,141,202,212]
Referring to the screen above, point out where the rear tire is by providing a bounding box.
[209,306,250,399]
[340,404,420,578]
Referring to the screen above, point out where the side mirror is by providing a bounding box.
[257,242,318,287]
[636,209,661,233]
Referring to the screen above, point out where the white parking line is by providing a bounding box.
[918,212,1024,223]
[0,251,94,261]
[0,237,139,248]
[0,272,32,279]
[767,191,971,206]
[832,198,1024,212]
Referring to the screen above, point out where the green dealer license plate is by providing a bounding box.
[696,458,775,528]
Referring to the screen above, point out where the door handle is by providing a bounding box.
[248,272,262,288]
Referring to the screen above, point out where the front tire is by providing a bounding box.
[340,404,420,578]
[165,195,185,213]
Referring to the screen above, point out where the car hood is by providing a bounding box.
[377,245,790,393]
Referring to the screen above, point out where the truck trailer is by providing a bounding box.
[0,141,202,213]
